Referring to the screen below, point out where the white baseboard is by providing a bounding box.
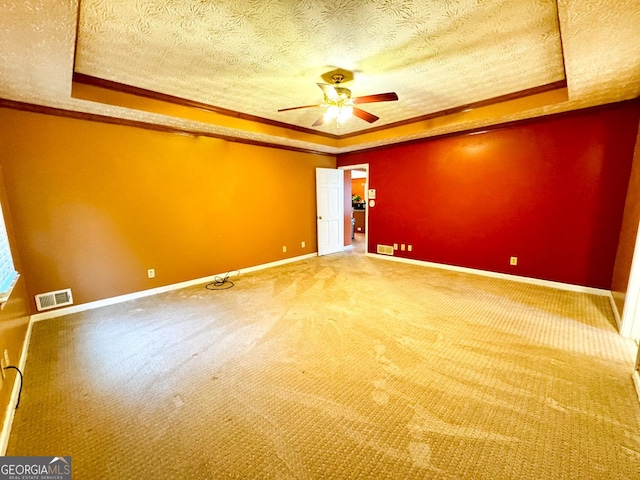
[633,370,640,405]
[366,253,610,296]
[0,316,33,455]
[608,292,622,330]
[31,253,317,322]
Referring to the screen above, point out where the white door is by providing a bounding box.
[316,168,344,256]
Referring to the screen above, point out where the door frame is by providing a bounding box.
[620,219,640,340]
[339,164,369,254]
[620,220,640,401]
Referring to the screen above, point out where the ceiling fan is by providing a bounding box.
[278,74,398,127]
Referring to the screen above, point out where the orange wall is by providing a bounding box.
[612,119,640,315]
[0,108,335,312]
[351,178,365,201]
[0,163,30,430]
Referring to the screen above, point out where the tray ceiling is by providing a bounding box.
[1,1,639,154]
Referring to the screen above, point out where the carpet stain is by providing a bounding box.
[407,441,432,468]
[371,389,390,406]
[172,394,185,408]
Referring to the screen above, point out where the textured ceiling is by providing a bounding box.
[75,0,565,135]
[0,1,639,154]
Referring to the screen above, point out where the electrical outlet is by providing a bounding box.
[408,245,413,252]
[282,246,287,253]
[401,244,406,251]
[510,256,518,266]
[301,241,305,248]
[147,269,155,278]
[393,243,398,250]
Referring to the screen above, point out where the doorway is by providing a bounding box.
[340,164,369,255]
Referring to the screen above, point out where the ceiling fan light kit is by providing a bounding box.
[279,72,399,128]
[323,104,353,127]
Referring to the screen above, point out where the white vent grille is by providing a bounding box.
[35,288,73,311]
[376,244,395,256]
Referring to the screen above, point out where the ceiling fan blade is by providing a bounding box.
[317,83,338,100]
[353,92,399,104]
[352,107,379,123]
[312,115,325,127]
[277,104,321,112]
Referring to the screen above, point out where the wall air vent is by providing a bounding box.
[376,244,395,256]
[35,288,73,312]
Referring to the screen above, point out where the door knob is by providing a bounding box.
[318,216,323,220]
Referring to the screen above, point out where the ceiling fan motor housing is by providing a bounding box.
[331,87,352,101]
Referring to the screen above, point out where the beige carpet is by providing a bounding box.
[7,248,640,479]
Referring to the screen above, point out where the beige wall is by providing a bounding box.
[612,119,640,316]
[0,108,335,311]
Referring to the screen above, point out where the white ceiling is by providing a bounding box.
[1,1,639,154]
